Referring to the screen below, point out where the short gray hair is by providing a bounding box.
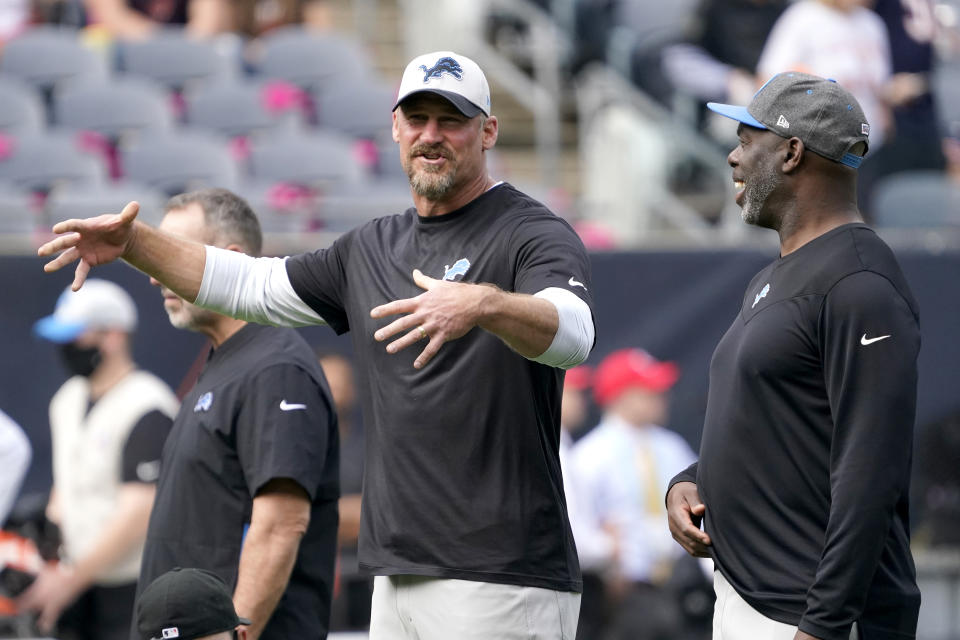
[164,188,263,257]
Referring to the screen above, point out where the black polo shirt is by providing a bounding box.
[671,224,920,640]
[138,324,339,639]
[286,183,592,592]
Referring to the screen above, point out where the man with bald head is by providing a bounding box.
[666,73,921,640]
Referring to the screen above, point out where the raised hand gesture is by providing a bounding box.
[38,201,141,291]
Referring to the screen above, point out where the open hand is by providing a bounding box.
[37,201,141,291]
[370,269,492,369]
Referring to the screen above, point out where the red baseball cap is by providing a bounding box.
[593,349,679,406]
[564,366,592,391]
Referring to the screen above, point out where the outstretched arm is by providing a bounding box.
[38,202,207,300]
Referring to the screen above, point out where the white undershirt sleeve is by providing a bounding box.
[532,287,595,369]
[195,246,328,328]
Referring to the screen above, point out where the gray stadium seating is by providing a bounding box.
[0,27,106,93]
[872,170,960,228]
[248,128,366,187]
[253,27,374,93]
[116,28,236,90]
[53,77,174,137]
[0,132,106,192]
[185,80,305,138]
[314,80,395,141]
[121,130,239,195]
[0,76,44,133]
[45,181,168,228]
[0,184,38,233]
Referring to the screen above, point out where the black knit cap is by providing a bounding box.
[136,568,251,640]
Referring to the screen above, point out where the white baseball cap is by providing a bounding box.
[393,51,491,118]
[34,279,138,343]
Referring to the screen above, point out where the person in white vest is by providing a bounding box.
[571,348,697,640]
[19,279,177,640]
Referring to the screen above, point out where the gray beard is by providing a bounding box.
[741,163,779,227]
[407,164,457,200]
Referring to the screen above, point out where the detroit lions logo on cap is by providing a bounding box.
[419,57,463,83]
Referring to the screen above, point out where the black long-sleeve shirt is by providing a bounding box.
[670,224,921,640]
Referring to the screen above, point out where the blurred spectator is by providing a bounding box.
[859,0,946,217]
[571,348,698,640]
[757,0,893,148]
[81,0,230,39]
[663,0,788,107]
[913,410,960,548]
[232,0,331,37]
[0,410,31,528]
[0,0,29,51]
[557,365,609,640]
[19,279,177,639]
[318,352,371,631]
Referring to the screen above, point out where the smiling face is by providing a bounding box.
[728,124,786,229]
[392,92,497,204]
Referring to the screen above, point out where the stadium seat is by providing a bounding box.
[314,79,395,141]
[248,129,366,187]
[0,132,106,192]
[0,184,39,233]
[238,177,411,234]
[253,27,374,94]
[121,130,239,195]
[53,77,174,137]
[871,171,960,228]
[0,27,106,93]
[0,77,44,133]
[184,80,305,138]
[116,28,236,91]
[45,181,168,228]
[318,180,414,231]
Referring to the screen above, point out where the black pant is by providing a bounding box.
[56,582,137,640]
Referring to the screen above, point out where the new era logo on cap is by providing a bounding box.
[776,114,790,129]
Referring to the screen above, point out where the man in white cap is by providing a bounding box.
[39,50,595,638]
[20,280,178,640]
